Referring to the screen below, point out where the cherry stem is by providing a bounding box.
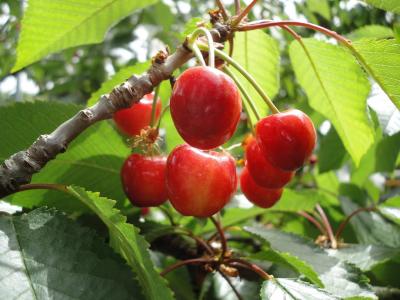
[237,20,351,46]
[18,183,67,193]
[199,44,279,114]
[226,258,273,280]
[231,0,258,27]
[156,103,170,130]
[160,258,213,276]
[297,211,327,236]
[191,42,207,67]
[223,66,261,123]
[150,84,160,128]
[177,228,215,255]
[224,142,243,152]
[216,0,229,21]
[315,204,337,249]
[335,207,376,241]
[210,216,228,259]
[158,205,176,226]
[218,269,244,300]
[189,27,215,68]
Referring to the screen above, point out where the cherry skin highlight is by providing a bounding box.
[256,109,316,171]
[245,136,294,189]
[113,93,162,136]
[121,154,167,207]
[240,167,283,208]
[166,144,237,217]
[170,66,242,150]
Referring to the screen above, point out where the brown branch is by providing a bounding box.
[0,24,231,199]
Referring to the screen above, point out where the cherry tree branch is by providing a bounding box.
[0,24,231,199]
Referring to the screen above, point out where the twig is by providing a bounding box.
[160,258,212,276]
[218,269,244,300]
[231,0,258,27]
[216,0,229,21]
[210,216,228,258]
[18,183,67,193]
[234,0,241,15]
[335,207,376,240]
[226,258,272,280]
[297,211,327,235]
[178,229,215,255]
[315,204,337,249]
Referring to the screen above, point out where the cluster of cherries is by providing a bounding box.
[114,66,316,218]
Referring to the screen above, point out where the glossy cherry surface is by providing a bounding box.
[256,109,316,171]
[170,66,242,150]
[166,144,237,217]
[245,136,294,189]
[113,93,162,136]
[121,154,167,207]
[240,167,282,208]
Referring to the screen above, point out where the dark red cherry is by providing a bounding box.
[170,66,242,150]
[121,154,167,207]
[166,144,237,217]
[245,137,294,189]
[240,167,282,208]
[113,93,162,136]
[256,109,316,171]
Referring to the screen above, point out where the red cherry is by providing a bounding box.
[245,137,294,189]
[113,93,162,136]
[170,66,242,150]
[166,144,237,217]
[240,167,282,208]
[255,109,316,171]
[121,154,167,207]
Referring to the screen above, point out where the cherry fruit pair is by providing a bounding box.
[121,145,237,218]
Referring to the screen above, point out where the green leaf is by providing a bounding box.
[87,62,151,107]
[306,0,331,20]
[12,0,157,72]
[353,39,400,109]
[246,227,376,299]
[0,101,129,212]
[348,25,394,40]
[261,278,337,300]
[0,207,141,299]
[66,186,174,300]
[379,196,400,225]
[252,250,323,287]
[318,127,347,173]
[351,132,400,185]
[290,39,374,165]
[327,244,400,272]
[197,189,328,234]
[230,31,280,124]
[340,197,400,248]
[363,0,400,13]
